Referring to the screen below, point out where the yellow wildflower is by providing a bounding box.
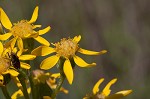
[32,69,68,94]
[0,41,36,86]
[32,35,107,84]
[0,6,51,46]
[0,41,18,86]
[83,78,132,99]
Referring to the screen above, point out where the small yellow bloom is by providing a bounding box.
[0,41,36,86]
[0,42,18,86]
[0,6,51,46]
[32,69,68,94]
[83,78,132,99]
[32,35,107,84]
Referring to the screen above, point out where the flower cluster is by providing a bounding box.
[0,6,132,99]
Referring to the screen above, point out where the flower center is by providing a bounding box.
[0,56,10,74]
[11,20,34,38]
[55,38,79,58]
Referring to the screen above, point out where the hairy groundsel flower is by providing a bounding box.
[32,35,107,84]
[0,6,51,47]
[0,41,36,86]
[83,78,132,99]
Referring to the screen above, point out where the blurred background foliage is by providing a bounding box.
[0,0,150,99]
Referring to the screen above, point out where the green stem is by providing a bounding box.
[51,75,65,99]
[28,72,38,99]
[18,70,30,99]
[1,86,11,99]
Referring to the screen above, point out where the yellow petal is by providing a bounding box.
[106,90,132,99]
[20,62,31,69]
[31,46,55,56]
[63,59,73,84]
[0,42,3,55]
[93,78,104,94]
[33,25,41,29]
[0,75,4,86]
[78,48,107,55]
[60,87,69,94]
[0,8,12,30]
[40,55,60,70]
[0,75,3,80]
[1,47,9,57]
[28,6,39,23]
[19,55,36,60]
[51,73,60,78]
[25,32,39,38]
[7,69,19,76]
[34,36,50,46]
[11,89,22,99]
[11,76,22,89]
[73,55,96,67]
[11,88,31,99]
[39,26,51,35]
[16,38,23,56]
[17,50,23,57]
[115,90,132,96]
[12,47,18,53]
[73,35,81,43]
[17,37,23,50]
[0,33,12,40]
[102,78,117,96]
[4,37,17,50]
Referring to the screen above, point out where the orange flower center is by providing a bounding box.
[11,20,35,38]
[0,56,10,74]
[55,38,79,58]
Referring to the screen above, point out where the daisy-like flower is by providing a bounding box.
[0,6,51,46]
[31,35,107,84]
[0,41,18,86]
[83,78,132,99]
[0,41,36,86]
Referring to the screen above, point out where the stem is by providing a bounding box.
[51,75,65,99]
[1,86,11,99]
[18,70,30,99]
[28,72,38,99]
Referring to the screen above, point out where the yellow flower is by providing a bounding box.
[83,78,132,99]
[0,6,51,46]
[0,41,36,86]
[0,41,18,86]
[32,69,68,94]
[32,35,107,84]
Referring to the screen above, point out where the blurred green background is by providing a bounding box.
[0,0,150,99]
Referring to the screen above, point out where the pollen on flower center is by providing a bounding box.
[0,57,10,74]
[55,38,79,58]
[11,20,34,38]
